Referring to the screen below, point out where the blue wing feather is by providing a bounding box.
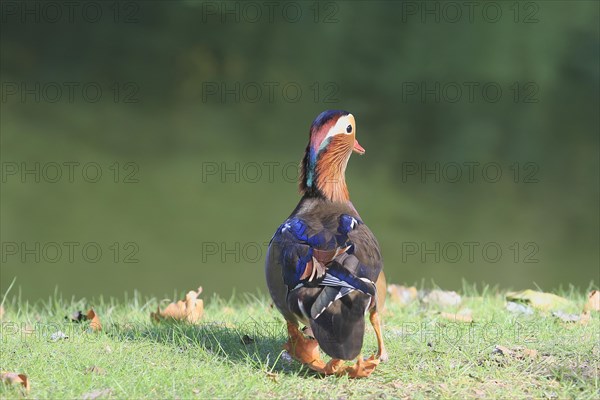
[272,214,373,296]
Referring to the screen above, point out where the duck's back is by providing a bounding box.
[265,196,384,359]
[293,198,382,280]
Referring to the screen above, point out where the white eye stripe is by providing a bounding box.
[322,114,355,145]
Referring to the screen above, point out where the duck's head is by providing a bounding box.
[299,110,365,202]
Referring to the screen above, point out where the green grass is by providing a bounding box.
[1,286,598,399]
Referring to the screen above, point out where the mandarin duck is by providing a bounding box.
[265,110,387,378]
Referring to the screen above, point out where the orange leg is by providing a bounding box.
[322,359,345,375]
[284,322,357,376]
[369,308,388,362]
[344,354,380,378]
[283,321,326,372]
[284,318,383,378]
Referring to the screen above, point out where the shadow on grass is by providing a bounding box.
[106,319,322,377]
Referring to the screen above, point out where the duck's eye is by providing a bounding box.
[346,125,352,133]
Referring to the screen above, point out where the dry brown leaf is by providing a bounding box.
[387,285,418,306]
[523,348,538,358]
[151,287,204,324]
[87,309,102,332]
[584,290,599,312]
[492,345,512,356]
[492,345,538,359]
[579,311,591,325]
[440,311,473,323]
[0,371,30,392]
[66,309,102,330]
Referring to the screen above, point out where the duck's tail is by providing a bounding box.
[309,290,371,360]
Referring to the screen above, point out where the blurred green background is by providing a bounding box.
[1,1,598,301]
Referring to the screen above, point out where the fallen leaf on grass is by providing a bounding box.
[573,291,598,325]
[506,290,570,312]
[0,372,30,392]
[422,290,462,307]
[82,388,112,400]
[579,311,591,325]
[65,309,102,331]
[87,309,102,332]
[85,366,106,375]
[492,345,538,359]
[584,290,599,312]
[523,348,538,358]
[440,311,473,323]
[387,285,418,306]
[151,287,204,324]
[491,345,512,356]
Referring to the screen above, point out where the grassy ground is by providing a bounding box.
[1,286,598,399]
